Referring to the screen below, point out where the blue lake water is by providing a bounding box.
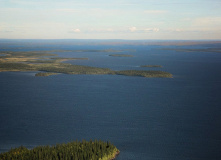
[0,40,221,160]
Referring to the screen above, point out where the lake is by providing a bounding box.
[0,40,221,160]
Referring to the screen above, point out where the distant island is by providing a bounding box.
[116,70,172,78]
[35,72,60,77]
[162,48,221,53]
[109,54,133,57]
[0,140,120,160]
[0,50,172,78]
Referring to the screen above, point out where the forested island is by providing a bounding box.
[0,50,172,78]
[0,140,120,160]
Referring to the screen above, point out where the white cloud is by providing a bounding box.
[144,28,159,32]
[174,29,184,32]
[144,10,168,14]
[193,17,221,29]
[129,27,137,32]
[71,29,81,33]
[106,28,114,32]
[128,27,160,33]
[86,28,115,33]
[165,28,202,33]
[174,17,221,32]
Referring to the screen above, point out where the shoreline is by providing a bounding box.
[0,140,120,160]
[0,50,173,78]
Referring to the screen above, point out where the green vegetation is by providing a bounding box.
[27,58,88,64]
[35,72,59,77]
[35,63,114,75]
[109,54,133,57]
[140,65,162,68]
[0,62,35,71]
[116,70,172,78]
[0,51,57,59]
[0,62,172,78]
[0,140,120,160]
[0,50,172,78]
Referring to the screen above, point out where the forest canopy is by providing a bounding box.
[0,140,120,160]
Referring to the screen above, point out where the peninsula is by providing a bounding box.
[0,50,172,78]
[0,140,120,160]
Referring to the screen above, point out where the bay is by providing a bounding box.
[0,40,221,160]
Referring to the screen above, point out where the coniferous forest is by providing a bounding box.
[0,140,119,160]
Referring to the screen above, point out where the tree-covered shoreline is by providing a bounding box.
[0,50,173,78]
[0,140,120,160]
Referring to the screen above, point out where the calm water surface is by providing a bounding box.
[0,40,221,160]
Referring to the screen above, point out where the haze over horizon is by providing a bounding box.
[0,0,221,40]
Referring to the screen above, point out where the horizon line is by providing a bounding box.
[1,38,221,41]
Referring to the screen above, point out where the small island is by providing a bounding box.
[116,70,172,78]
[35,72,60,77]
[0,140,120,160]
[0,50,172,78]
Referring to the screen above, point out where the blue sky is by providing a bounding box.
[0,0,221,39]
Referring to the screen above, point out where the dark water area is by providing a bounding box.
[0,40,221,160]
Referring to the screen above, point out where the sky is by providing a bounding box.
[0,0,221,40]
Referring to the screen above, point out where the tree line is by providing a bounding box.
[0,140,119,160]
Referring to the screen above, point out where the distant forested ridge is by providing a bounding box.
[0,140,119,160]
